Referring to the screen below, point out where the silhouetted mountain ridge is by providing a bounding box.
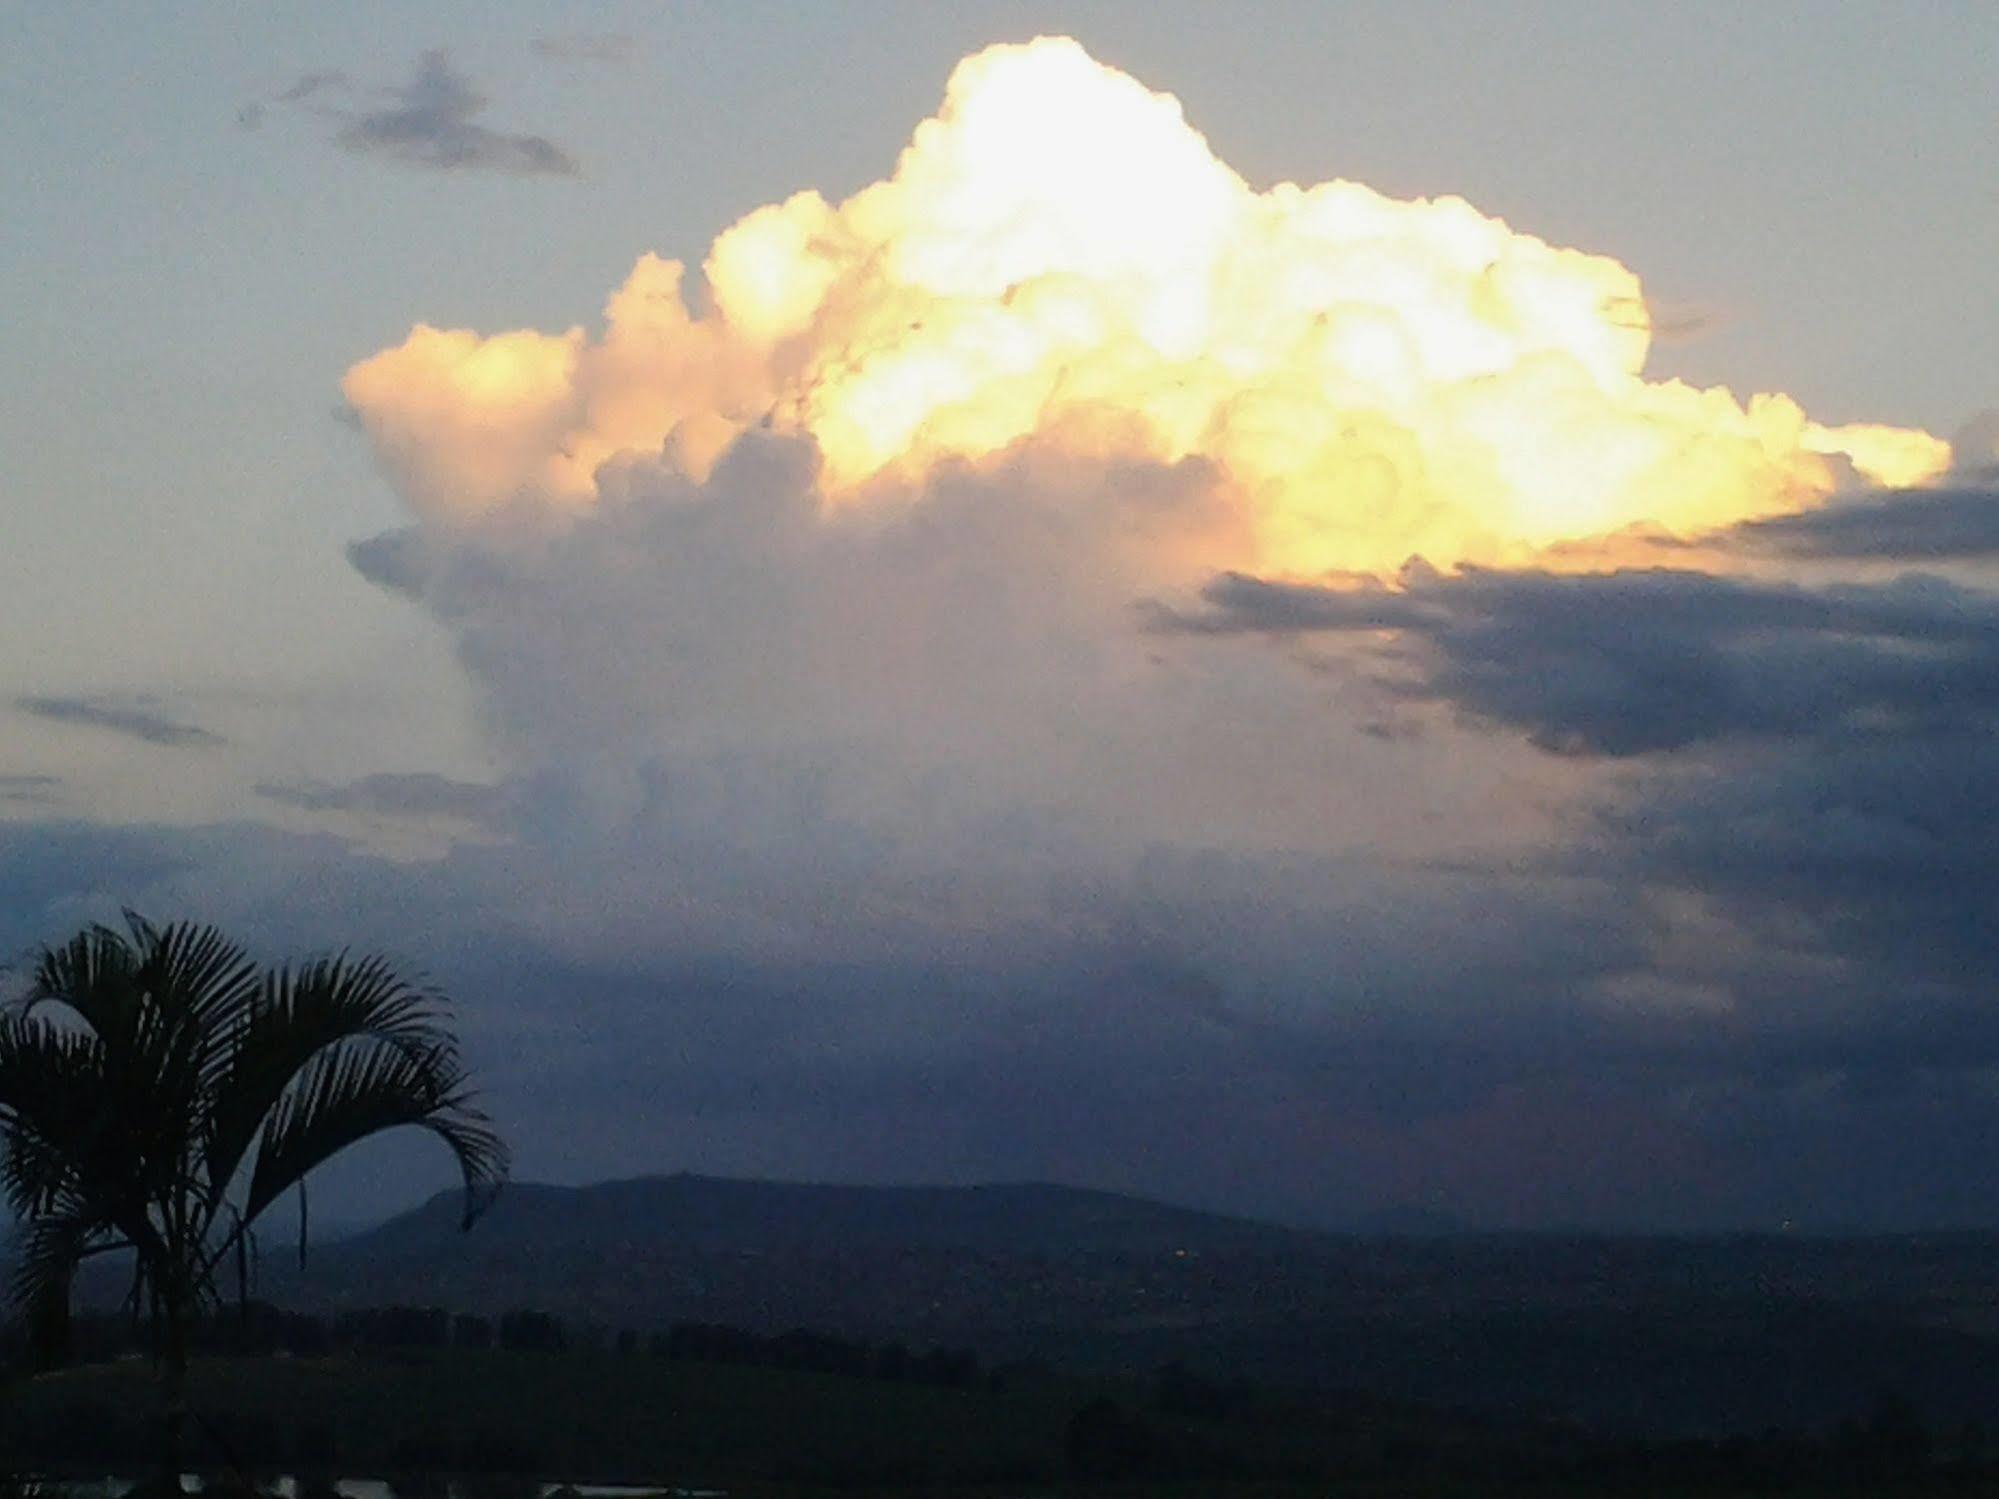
[341,1172,1322,1259]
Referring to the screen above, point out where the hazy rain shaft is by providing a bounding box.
[345,37,1947,579]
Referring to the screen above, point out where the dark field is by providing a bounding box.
[5,1345,1999,1498]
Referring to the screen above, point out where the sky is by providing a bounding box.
[3,1,1997,1232]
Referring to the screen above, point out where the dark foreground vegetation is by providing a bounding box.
[5,1307,1999,1497]
[0,916,506,1488]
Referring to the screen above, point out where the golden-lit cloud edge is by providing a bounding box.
[343,36,1947,587]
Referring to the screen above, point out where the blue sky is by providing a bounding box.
[2,2,1996,1230]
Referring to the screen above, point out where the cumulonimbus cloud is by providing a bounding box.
[311,37,1999,1228]
[329,31,1993,967]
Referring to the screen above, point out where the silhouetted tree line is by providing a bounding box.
[5,1299,985,1391]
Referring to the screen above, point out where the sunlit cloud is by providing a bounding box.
[347,36,1944,573]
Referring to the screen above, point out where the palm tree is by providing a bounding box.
[0,913,507,1488]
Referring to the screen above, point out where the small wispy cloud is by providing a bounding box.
[239,69,349,131]
[16,695,224,750]
[337,51,579,176]
[1603,295,1721,345]
[247,54,577,175]
[530,32,635,65]
[279,69,351,105]
[0,774,61,807]
[256,772,503,823]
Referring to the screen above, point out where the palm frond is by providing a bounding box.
[22,918,256,1207]
[242,1035,507,1232]
[133,917,259,1070]
[23,923,139,1037]
[0,1017,114,1217]
[10,1204,100,1312]
[203,953,458,1209]
[112,918,256,1132]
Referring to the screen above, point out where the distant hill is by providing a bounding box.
[247,1172,1330,1335]
[322,1171,1321,1261]
[1348,1204,1476,1237]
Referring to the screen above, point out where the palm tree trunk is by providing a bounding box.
[28,1270,72,1372]
[159,1293,188,1495]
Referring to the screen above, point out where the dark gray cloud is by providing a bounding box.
[1728,484,1999,560]
[16,694,223,749]
[257,771,502,823]
[1606,727,1999,998]
[1171,551,1999,1029]
[530,33,635,65]
[336,52,578,176]
[1170,565,1999,755]
[1154,569,1427,634]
